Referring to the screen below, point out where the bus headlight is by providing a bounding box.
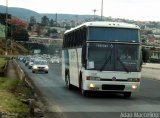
[86,76,100,81]
[128,78,140,82]
[89,83,95,88]
[89,83,99,90]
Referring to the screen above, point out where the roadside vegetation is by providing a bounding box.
[0,77,33,117]
[0,58,6,68]
[0,58,7,76]
[0,40,28,55]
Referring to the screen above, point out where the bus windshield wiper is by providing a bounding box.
[117,57,130,73]
[100,50,113,71]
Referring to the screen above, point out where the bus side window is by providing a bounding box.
[78,29,82,46]
[82,45,86,67]
[65,37,68,47]
[75,31,78,47]
[71,32,74,47]
[68,34,71,48]
[82,28,87,45]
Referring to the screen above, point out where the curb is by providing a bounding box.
[142,67,160,70]
[13,60,50,117]
[142,63,160,70]
[13,60,67,118]
[13,59,34,89]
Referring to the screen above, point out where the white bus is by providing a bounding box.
[62,21,143,98]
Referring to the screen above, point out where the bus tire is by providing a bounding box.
[65,74,72,90]
[81,89,88,97]
[123,92,132,98]
[80,79,88,96]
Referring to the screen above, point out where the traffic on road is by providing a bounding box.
[14,21,160,118]
[16,55,160,118]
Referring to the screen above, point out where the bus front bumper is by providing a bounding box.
[83,81,140,92]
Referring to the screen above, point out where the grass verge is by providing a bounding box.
[0,77,33,118]
[0,58,7,68]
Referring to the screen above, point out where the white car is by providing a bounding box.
[50,58,60,63]
[32,60,49,73]
[28,58,35,69]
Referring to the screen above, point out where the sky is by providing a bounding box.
[0,0,160,21]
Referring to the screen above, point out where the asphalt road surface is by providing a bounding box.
[17,61,160,118]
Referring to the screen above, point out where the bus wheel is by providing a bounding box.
[80,79,88,96]
[123,92,131,98]
[65,74,72,90]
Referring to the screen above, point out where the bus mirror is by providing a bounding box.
[142,48,150,63]
[82,59,87,67]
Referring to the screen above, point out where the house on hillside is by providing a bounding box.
[146,34,156,45]
[154,35,160,44]
[150,48,160,63]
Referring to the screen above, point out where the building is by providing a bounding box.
[150,48,160,63]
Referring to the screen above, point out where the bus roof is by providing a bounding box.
[65,21,140,34]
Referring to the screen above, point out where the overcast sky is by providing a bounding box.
[0,0,160,21]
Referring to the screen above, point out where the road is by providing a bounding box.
[142,68,160,80]
[17,61,160,118]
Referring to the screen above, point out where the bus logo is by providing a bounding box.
[112,77,116,81]
[110,44,113,48]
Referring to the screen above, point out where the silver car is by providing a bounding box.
[28,58,35,69]
[32,60,49,73]
[50,57,60,63]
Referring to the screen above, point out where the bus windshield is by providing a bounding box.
[87,43,141,72]
[88,27,140,42]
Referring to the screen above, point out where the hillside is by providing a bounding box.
[0,5,95,22]
[43,13,95,21]
[0,40,28,55]
[0,5,41,22]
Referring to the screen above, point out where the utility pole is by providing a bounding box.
[92,9,97,21]
[55,13,57,27]
[75,15,78,27]
[101,0,103,21]
[5,0,8,55]
[10,23,13,54]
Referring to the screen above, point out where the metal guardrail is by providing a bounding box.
[13,59,34,89]
[12,59,45,117]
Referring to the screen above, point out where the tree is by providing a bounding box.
[28,16,37,31]
[29,16,36,25]
[146,30,153,34]
[141,35,146,43]
[50,19,54,27]
[8,17,27,29]
[41,16,49,26]
[51,29,58,33]
[142,48,150,63]
[0,13,11,38]
[0,13,11,25]
[13,28,29,41]
[7,17,29,41]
